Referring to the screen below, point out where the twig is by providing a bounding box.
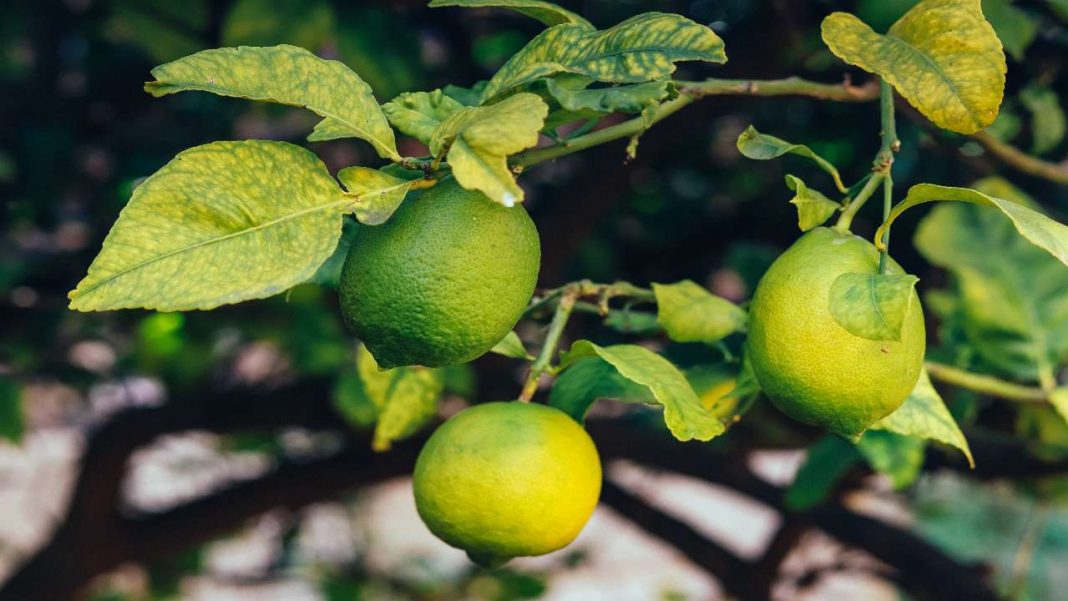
[971,131,1068,186]
[924,362,1048,403]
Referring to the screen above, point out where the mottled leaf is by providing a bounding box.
[489,331,531,360]
[428,0,592,28]
[337,166,425,225]
[872,368,973,466]
[382,90,464,145]
[481,12,726,101]
[356,345,444,451]
[652,280,746,344]
[69,141,346,311]
[821,0,1006,134]
[145,45,399,159]
[785,174,841,231]
[548,357,655,422]
[856,430,926,488]
[829,272,920,341]
[562,340,724,441]
[736,126,846,192]
[785,436,861,510]
[1020,85,1066,155]
[544,77,673,114]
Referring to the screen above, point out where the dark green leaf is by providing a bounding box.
[785,436,861,510]
[856,430,926,489]
[548,357,655,422]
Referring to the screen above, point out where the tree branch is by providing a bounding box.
[971,131,1068,186]
[925,361,1048,403]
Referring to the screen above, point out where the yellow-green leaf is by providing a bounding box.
[785,175,841,231]
[821,0,1006,134]
[69,141,346,312]
[337,166,423,225]
[736,126,847,193]
[481,12,726,101]
[872,368,974,466]
[1051,388,1068,427]
[382,90,464,145]
[489,331,531,360]
[828,272,920,341]
[855,430,926,489]
[356,345,444,451]
[428,0,592,28]
[652,280,746,344]
[145,45,399,159]
[429,93,548,205]
[548,357,655,423]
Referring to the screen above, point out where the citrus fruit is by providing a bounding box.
[746,227,925,439]
[338,179,540,368]
[413,402,602,567]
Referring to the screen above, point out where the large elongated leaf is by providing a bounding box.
[562,340,724,441]
[821,0,1006,134]
[652,280,746,344]
[736,126,846,193]
[382,90,464,145]
[428,0,592,28]
[69,141,347,312]
[828,272,920,341]
[481,12,726,101]
[145,45,399,159]
[872,368,973,466]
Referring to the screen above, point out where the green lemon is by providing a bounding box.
[747,227,925,439]
[339,179,540,368]
[413,402,602,567]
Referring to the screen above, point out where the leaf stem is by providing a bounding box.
[924,361,1047,403]
[835,80,899,236]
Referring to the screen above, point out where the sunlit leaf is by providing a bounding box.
[481,12,725,101]
[382,90,464,145]
[821,0,1006,134]
[652,280,746,344]
[489,331,531,360]
[856,430,926,488]
[872,368,973,466]
[828,272,920,341]
[337,166,426,225]
[145,45,399,160]
[785,174,841,231]
[548,357,655,422]
[736,126,846,193]
[69,141,346,311]
[428,0,592,28]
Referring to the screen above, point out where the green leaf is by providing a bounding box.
[821,0,1006,134]
[652,280,746,344]
[1051,388,1068,427]
[828,272,920,341]
[785,174,841,231]
[785,435,861,510]
[382,90,464,145]
[69,141,346,312]
[880,182,1068,268]
[548,357,655,422]
[913,178,1068,383]
[222,0,336,49]
[981,0,1037,61]
[603,309,661,335]
[872,368,974,466]
[429,93,548,205]
[856,430,926,489]
[0,376,24,444]
[481,12,726,101]
[736,126,847,193]
[543,77,674,115]
[355,345,444,451]
[1020,85,1066,155]
[336,166,424,225]
[562,341,724,441]
[428,0,592,28]
[489,331,531,360]
[144,45,399,160]
[307,217,357,288]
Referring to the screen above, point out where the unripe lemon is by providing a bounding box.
[747,227,925,439]
[413,402,602,567]
[338,179,540,368]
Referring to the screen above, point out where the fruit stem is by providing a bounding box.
[924,361,1048,403]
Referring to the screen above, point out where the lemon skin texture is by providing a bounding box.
[338,179,540,368]
[747,227,925,439]
[413,402,602,567]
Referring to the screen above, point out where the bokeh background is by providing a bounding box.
[2,0,1068,599]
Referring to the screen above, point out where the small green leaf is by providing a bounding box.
[1020,85,1066,156]
[878,183,1068,268]
[872,368,973,466]
[736,126,846,193]
[428,0,592,28]
[429,93,548,205]
[69,141,346,312]
[481,12,726,101]
[785,435,861,510]
[489,331,531,360]
[562,341,724,441]
[548,357,655,422]
[382,90,464,145]
[543,77,674,115]
[652,280,746,344]
[0,376,24,444]
[828,272,920,341]
[821,0,1006,134]
[603,309,661,335]
[1051,388,1068,427]
[855,430,926,489]
[337,166,423,225]
[785,175,841,231]
[355,346,444,451]
[145,45,399,160]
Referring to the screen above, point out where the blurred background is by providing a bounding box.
[2,0,1068,599]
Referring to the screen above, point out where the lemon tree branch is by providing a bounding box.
[924,361,1048,403]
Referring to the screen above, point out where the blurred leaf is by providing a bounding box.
[429,93,548,205]
[307,218,358,289]
[548,357,655,422]
[222,0,335,49]
[985,101,1022,141]
[429,0,593,28]
[383,90,464,145]
[785,435,861,510]
[0,376,23,444]
[603,309,661,335]
[337,166,424,225]
[981,0,1037,61]
[543,77,673,114]
[145,45,399,160]
[822,0,1006,134]
[652,280,746,344]
[444,81,490,106]
[333,368,378,428]
[481,13,726,101]
[856,430,926,489]
[873,368,974,466]
[490,331,531,360]
[828,272,919,341]
[336,7,423,100]
[561,341,724,441]
[736,126,846,192]
[69,141,345,312]
[1050,388,1068,427]
[1020,85,1066,155]
[785,174,841,231]
[686,365,740,420]
[103,0,208,62]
